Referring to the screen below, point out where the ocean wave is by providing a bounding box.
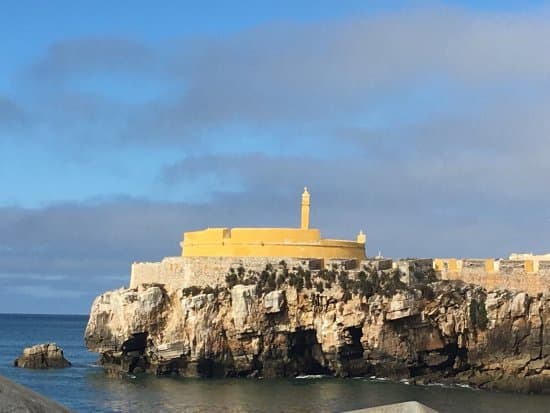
[454,383,477,391]
[295,374,326,379]
[371,377,389,381]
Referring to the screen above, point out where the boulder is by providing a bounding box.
[385,291,420,320]
[344,401,439,413]
[511,292,529,318]
[14,343,71,369]
[231,284,257,330]
[0,374,72,412]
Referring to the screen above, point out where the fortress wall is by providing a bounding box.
[539,261,550,276]
[436,258,550,295]
[131,256,311,290]
[499,260,527,274]
[180,256,310,288]
[130,257,187,291]
[131,255,550,295]
[440,270,550,295]
[361,259,393,271]
[130,262,162,288]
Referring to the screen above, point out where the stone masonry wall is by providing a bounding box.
[131,255,550,295]
[440,270,550,295]
[130,256,311,291]
[436,259,550,295]
[130,257,187,291]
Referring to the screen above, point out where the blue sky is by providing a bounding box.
[1,1,550,314]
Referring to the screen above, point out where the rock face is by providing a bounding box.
[344,401,438,413]
[85,265,550,393]
[0,374,72,412]
[14,343,71,369]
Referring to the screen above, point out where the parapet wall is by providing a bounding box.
[130,257,187,291]
[130,256,400,291]
[435,258,550,295]
[130,255,550,295]
[131,256,313,291]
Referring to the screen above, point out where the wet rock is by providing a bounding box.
[14,343,71,369]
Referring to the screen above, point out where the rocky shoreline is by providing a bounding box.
[85,263,550,394]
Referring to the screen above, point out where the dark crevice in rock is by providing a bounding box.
[122,332,148,354]
[339,327,364,360]
[287,329,331,376]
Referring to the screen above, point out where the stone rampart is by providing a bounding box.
[130,256,311,291]
[131,255,550,295]
[130,257,187,290]
[435,258,550,295]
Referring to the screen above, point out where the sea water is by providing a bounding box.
[1,313,550,413]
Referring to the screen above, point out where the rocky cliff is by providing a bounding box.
[85,263,550,393]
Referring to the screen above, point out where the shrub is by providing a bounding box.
[225,272,238,289]
[342,290,352,302]
[267,272,276,292]
[276,273,285,289]
[182,286,202,296]
[470,299,488,330]
[419,284,435,300]
[380,270,407,297]
[295,276,304,292]
[414,268,438,283]
[304,270,312,289]
[260,270,269,284]
[338,270,350,291]
[315,281,324,293]
[354,270,374,298]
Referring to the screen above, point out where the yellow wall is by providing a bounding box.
[448,259,458,271]
[485,258,494,273]
[181,227,365,260]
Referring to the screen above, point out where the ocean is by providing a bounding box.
[1,313,550,412]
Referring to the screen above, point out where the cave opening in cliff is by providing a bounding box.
[287,329,331,376]
[121,332,148,354]
[411,343,469,377]
[340,327,364,359]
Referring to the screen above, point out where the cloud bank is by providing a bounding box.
[2,5,550,312]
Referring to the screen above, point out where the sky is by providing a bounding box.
[1,0,550,314]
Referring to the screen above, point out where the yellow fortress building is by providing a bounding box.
[180,188,367,260]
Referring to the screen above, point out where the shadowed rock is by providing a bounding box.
[0,374,72,412]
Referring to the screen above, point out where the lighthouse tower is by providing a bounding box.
[301,187,310,230]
